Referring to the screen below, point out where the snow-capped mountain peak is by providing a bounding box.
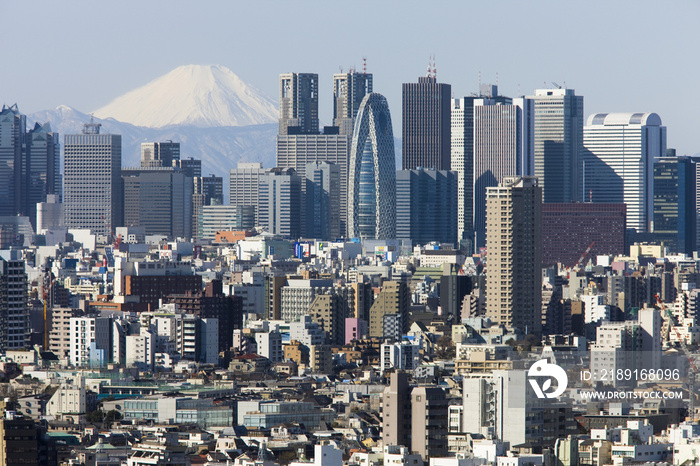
[93,64,278,128]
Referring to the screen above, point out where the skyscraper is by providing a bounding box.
[530,88,584,203]
[451,97,477,245]
[486,176,542,335]
[193,175,223,240]
[25,122,60,226]
[229,162,268,227]
[63,121,122,237]
[333,69,373,135]
[122,167,193,238]
[305,161,340,240]
[653,156,696,254]
[279,73,319,135]
[396,168,457,245]
[451,84,512,245]
[0,254,29,351]
[258,167,302,238]
[0,104,26,217]
[348,93,396,239]
[583,112,666,234]
[472,96,534,248]
[402,75,451,170]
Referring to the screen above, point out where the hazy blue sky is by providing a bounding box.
[3,1,699,155]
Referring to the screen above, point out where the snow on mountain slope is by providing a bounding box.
[93,64,278,128]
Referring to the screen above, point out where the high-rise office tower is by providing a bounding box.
[279,73,319,135]
[0,254,29,351]
[583,112,666,234]
[472,96,534,248]
[140,141,180,168]
[402,75,451,170]
[63,121,122,237]
[229,162,268,226]
[529,88,584,203]
[653,156,696,254]
[192,175,223,240]
[25,122,60,226]
[486,176,542,335]
[348,93,396,239]
[396,168,457,245]
[277,133,350,235]
[451,84,511,244]
[451,97,477,244]
[122,167,193,238]
[0,104,26,217]
[305,161,340,240]
[333,69,373,135]
[258,167,302,238]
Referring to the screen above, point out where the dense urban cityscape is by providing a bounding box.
[1,59,700,466]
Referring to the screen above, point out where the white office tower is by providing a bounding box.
[63,121,122,237]
[472,97,534,248]
[229,162,268,226]
[583,113,666,233]
[451,98,474,244]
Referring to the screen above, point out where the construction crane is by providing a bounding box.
[655,295,697,421]
[573,241,595,270]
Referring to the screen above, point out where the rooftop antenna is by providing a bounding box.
[339,66,343,73]
[362,56,367,74]
[432,54,437,79]
[517,83,521,96]
[495,72,499,86]
[426,56,431,77]
[479,71,482,90]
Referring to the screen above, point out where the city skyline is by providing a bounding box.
[3,1,700,158]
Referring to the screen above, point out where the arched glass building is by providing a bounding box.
[348,93,396,239]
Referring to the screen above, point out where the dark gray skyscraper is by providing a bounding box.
[305,161,340,240]
[279,73,319,135]
[25,122,60,226]
[348,93,396,239]
[402,75,451,170]
[0,104,26,217]
[396,168,457,245]
[530,88,584,203]
[333,68,373,135]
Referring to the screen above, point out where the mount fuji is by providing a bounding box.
[27,65,280,195]
[93,64,278,128]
